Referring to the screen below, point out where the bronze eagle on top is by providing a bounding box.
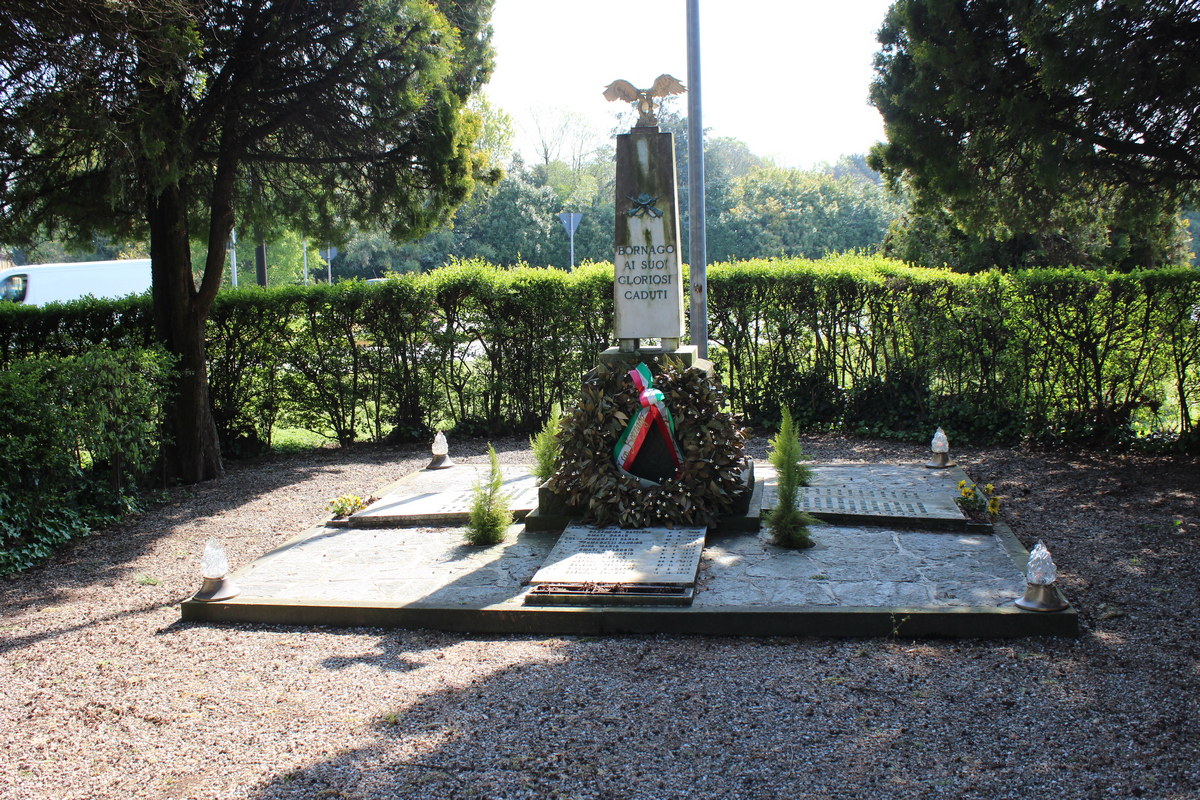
[603,74,686,127]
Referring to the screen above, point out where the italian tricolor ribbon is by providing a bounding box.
[613,364,684,482]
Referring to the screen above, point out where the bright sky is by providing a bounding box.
[484,0,896,170]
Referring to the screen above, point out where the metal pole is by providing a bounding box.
[255,238,267,287]
[686,0,708,359]
[302,229,308,285]
[230,228,238,288]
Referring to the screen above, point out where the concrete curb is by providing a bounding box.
[181,596,1076,638]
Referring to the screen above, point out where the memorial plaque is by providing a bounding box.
[806,464,962,494]
[531,524,706,585]
[762,482,964,521]
[800,486,963,519]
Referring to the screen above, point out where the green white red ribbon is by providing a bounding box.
[613,363,683,482]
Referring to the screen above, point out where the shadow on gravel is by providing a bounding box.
[239,630,1200,800]
[233,443,1200,800]
[0,442,429,608]
[0,597,185,654]
[0,436,540,653]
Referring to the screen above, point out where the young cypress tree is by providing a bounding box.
[765,409,818,549]
[529,406,562,484]
[466,444,512,546]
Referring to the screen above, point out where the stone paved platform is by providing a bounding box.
[225,523,1024,609]
[181,461,1076,637]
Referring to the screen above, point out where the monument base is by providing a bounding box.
[599,344,713,378]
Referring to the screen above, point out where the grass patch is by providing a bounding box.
[270,427,331,454]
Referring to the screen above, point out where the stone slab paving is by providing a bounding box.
[350,464,539,526]
[696,528,1025,608]
[182,461,1075,636]
[217,521,1024,611]
[234,525,556,607]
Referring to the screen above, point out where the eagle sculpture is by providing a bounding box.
[603,74,686,127]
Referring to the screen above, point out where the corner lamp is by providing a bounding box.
[193,538,241,602]
[426,430,455,470]
[925,427,953,469]
[1015,540,1069,612]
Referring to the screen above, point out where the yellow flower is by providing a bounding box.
[985,483,994,494]
[958,480,967,489]
[961,486,974,498]
[988,498,1000,515]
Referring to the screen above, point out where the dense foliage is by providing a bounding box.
[871,0,1200,198]
[869,0,1200,272]
[0,346,173,573]
[0,0,497,484]
[2,256,1197,452]
[325,143,900,277]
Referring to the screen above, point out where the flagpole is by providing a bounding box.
[686,0,707,359]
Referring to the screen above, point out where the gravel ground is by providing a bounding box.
[1,434,1198,800]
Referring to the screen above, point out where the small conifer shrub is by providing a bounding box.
[530,406,562,483]
[765,408,818,549]
[466,444,512,546]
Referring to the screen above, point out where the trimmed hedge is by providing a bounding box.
[0,346,173,573]
[2,256,1197,450]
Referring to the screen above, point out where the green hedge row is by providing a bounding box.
[2,256,1197,450]
[709,256,1200,445]
[0,346,173,573]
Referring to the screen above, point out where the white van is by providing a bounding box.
[0,259,152,306]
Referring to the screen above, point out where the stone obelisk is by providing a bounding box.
[604,75,687,355]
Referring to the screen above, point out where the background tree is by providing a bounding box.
[880,181,1193,271]
[190,230,327,288]
[0,0,496,483]
[869,0,1200,270]
[708,166,902,262]
[1183,208,1200,265]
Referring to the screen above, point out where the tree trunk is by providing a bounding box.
[149,184,225,484]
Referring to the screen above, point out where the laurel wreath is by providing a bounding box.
[547,359,749,528]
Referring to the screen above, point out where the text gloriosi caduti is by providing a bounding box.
[616,244,675,300]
